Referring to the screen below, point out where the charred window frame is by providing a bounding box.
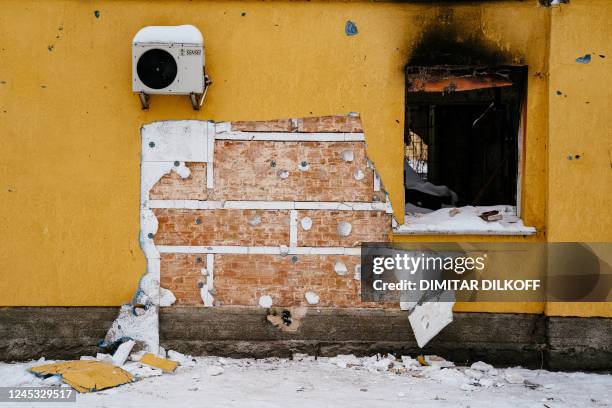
[404,65,527,212]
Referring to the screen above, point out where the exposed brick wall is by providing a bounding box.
[232,119,294,132]
[214,254,382,308]
[297,210,390,247]
[211,141,376,202]
[152,115,393,308]
[231,115,363,133]
[160,253,206,306]
[297,115,363,133]
[153,209,290,246]
[149,163,207,200]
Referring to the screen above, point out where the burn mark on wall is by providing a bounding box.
[407,11,515,67]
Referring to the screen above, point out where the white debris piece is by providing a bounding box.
[408,301,454,348]
[158,347,167,358]
[300,217,313,231]
[248,215,262,227]
[401,356,420,369]
[354,169,365,181]
[334,261,348,275]
[259,295,273,308]
[329,354,361,368]
[341,150,354,162]
[337,221,352,237]
[130,351,146,362]
[504,370,525,384]
[471,361,494,372]
[460,383,477,392]
[112,340,136,367]
[424,355,454,368]
[206,366,224,376]
[121,362,163,379]
[79,356,96,361]
[159,287,176,307]
[168,350,194,366]
[464,368,484,380]
[305,292,319,305]
[479,377,496,388]
[96,353,114,364]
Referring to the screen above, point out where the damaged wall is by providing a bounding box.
[4,0,605,320]
[146,115,392,310]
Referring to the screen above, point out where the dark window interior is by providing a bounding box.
[404,66,526,210]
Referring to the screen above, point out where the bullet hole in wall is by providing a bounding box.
[281,310,292,326]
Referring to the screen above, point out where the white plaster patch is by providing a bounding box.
[259,295,273,308]
[334,261,348,276]
[341,150,354,162]
[248,215,262,227]
[354,169,365,181]
[159,287,176,307]
[300,216,313,230]
[142,120,209,162]
[103,304,159,353]
[200,284,215,307]
[337,221,352,237]
[305,292,320,305]
[277,170,289,179]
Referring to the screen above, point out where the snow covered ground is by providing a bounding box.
[1,355,610,408]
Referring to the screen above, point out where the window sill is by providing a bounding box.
[393,205,537,236]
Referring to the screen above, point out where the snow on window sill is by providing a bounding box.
[393,205,537,236]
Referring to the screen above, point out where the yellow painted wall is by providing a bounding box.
[546,0,612,317]
[0,0,607,317]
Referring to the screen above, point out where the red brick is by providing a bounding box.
[153,209,290,246]
[149,163,207,200]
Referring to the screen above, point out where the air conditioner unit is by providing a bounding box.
[132,25,211,110]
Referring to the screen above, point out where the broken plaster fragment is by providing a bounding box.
[341,150,354,162]
[408,300,454,348]
[248,215,262,227]
[354,169,365,181]
[334,261,348,276]
[277,170,289,179]
[337,221,352,237]
[259,295,273,308]
[206,366,224,376]
[300,216,313,231]
[305,291,319,305]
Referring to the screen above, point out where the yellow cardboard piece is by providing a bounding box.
[30,360,134,393]
[139,353,178,373]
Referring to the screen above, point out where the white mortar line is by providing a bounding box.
[373,172,381,192]
[156,245,361,256]
[289,210,298,247]
[214,132,365,142]
[146,200,388,211]
[206,133,215,189]
[206,254,214,289]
